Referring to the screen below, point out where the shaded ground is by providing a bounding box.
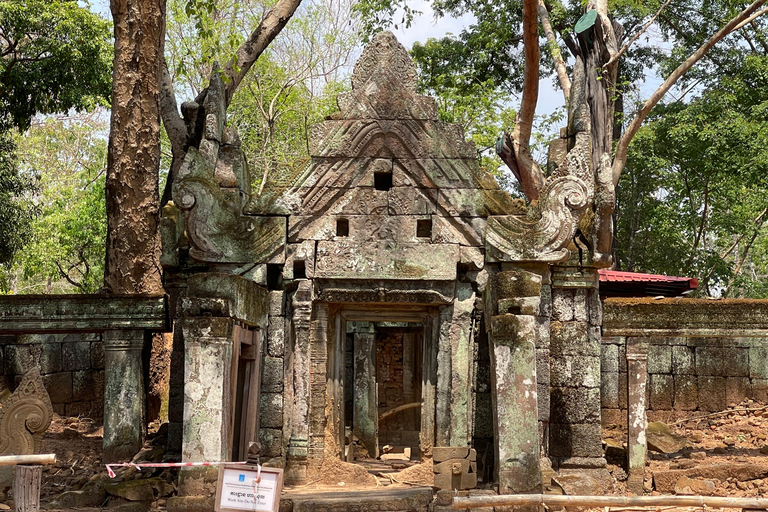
[6,401,768,511]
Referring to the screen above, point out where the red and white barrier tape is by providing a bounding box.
[105,461,250,478]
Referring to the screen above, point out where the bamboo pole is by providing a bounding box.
[453,494,768,509]
[0,454,56,467]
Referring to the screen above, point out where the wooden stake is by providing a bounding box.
[0,455,55,467]
[453,494,768,509]
[12,465,42,512]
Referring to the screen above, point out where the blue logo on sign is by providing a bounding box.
[239,474,245,482]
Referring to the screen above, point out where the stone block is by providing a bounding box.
[601,343,619,374]
[725,347,749,377]
[552,289,574,321]
[259,392,283,428]
[259,428,283,458]
[674,375,698,410]
[433,447,476,462]
[549,423,604,458]
[538,383,550,421]
[618,372,628,410]
[438,189,518,217]
[752,379,768,403]
[600,408,625,427]
[536,349,550,386]
[73,369,104,402]
[550,355,600,388]
[601,372,619,409]
[698,376,726,411]
[91,341,105,369]
[434,470,477,491]
[267,319,285,357]
[618,343,628,373]
[649,374,673,410]
[490,315,535,345]
[550,386,601,424]
[315,240,458,280]
[672,345,695,375]
[587,289,602,326]
[63,342,92,371]
[648,345,672,374]
[387,187,437,215]
[573,289,588,322]
[269,291,285,317]
[535,317,550,350]
[261,356,284,393]
[43,371,73,404]
[726,377,751,406]
[750,346,768,379]
[695,347,724,376]
[539,284,552,317]
[550,321,596,356]
[493,270,542,299]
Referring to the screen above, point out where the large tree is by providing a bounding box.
[0,0,111,274]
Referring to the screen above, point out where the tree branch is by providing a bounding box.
[159,60,187,155]
[604,0,673,70]
[500,0,545,201]
[612,0,768,185]
[223,0,303,106]
[538,0,570,101]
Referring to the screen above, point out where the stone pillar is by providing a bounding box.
[180,317,235,470]
[286,280,312,485]
[626,338,649,494]
[549,266,604,469]
[353,331,377,458]
[435,304,453,447]
[103,330,146,463]
[487,270,542,494]
[449,282,475,447]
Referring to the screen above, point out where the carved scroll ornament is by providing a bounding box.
[0,368,53,456]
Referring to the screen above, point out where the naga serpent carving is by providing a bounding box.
[0,368,53,456]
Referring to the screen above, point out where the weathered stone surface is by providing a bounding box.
[433,447,476,462]
[698,376,726,411]
[674,476,716,496]
[259,392,284,429]
[549,423,603,458]
[550,387,601,424]
[552,289,574,321]
[649,374,673,410]
[550,321,595,356]
[438,189,518,217]
[261,356,284,393]
[673,375,698,410]
[672,345,695,375]
[259,428,283,458]
[726,377,751,406]
[0,295,168,334]
[648,345,672,374]
[601,343,619,373]
[646,422,689,453]
[554,468,613,495]
[0,368,53,456]
[550,355,600,388]
[267,319,285,357]
[187,273,269,328]
[287,487,433,512]
[314,241,458,280]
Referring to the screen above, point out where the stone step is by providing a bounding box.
[282,487,433,512]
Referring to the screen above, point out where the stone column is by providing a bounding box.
[487,270,542,494]
[435,304,453,447]
[626,338,649,494]
[449,282,475,447]
[103,330,146,463]
[286,280,312,485]
[353,331,378,458]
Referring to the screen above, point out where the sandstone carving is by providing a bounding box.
[0,368,53,456]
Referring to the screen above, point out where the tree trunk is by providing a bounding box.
[105,0,166,295]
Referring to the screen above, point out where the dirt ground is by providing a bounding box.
[6,401,768,511]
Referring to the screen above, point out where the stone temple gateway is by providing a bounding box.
[162,31,611,493]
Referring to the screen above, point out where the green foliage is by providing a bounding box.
[615,55,768,297]
[0,0,113,131]
[9,114,107,294]
[0,133,35,274]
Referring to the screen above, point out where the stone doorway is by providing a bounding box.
[325,305,439,467]
[343,322,423,462]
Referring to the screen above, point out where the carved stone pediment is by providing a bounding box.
[0,368,53,456]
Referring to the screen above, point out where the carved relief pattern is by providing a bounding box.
[0,368,53,456]
[486,131,594,263]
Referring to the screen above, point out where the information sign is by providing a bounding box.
[214,464,283,512]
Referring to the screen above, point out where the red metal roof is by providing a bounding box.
[598,270,698,297]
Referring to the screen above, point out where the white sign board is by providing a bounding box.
[215,464,283,512]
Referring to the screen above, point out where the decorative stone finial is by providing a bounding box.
[350,31,418,93]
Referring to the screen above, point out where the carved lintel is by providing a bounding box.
[0,368,53,456]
